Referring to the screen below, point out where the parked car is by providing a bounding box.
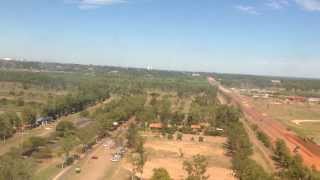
[111,154,121,162]
[91,156,98,159]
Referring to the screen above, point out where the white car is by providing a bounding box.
[111,154,121,162]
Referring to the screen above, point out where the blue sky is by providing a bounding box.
[0,0,320,78]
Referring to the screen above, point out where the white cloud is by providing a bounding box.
[235,5,260,15]
[66,0,127,9]
[295,0,320,11]
[266,0,289,9]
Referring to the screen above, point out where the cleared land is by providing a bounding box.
[252,98,320,145]
[123,133,235,180]
[221,88,320,170]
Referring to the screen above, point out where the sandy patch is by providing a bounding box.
[124,134,235,180]
[291,120,320,125]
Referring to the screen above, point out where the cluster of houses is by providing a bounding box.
[149,122,203,133]
[238,88,320,104]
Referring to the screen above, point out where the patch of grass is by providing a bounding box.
[33,164,61,180]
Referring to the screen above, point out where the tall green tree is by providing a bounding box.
[21,107,37,126]
[183,154,209,180]
[0,149,34,180]
[151,168,172,180]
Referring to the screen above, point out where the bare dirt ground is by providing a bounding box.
[123,133,235,180]
[219,86,320,170]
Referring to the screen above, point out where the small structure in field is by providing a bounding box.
[271,80,281,86]
[191,124,202,133]
[308,98,320,104]
[287,96,306,103]
[149,123,163,130]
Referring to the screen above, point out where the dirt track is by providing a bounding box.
[218,85,320,170]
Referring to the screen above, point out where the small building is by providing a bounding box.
[287,96,306,103]
[191,124,201,129]
[271,80,281,86]
[190,124,202,133]
[149,123,163,130]
[308,98,320,103]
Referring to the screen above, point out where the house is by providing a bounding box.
[287,96,306,103]
[190,124,202,133]
[191,124,201,129]
[149,123,163,130]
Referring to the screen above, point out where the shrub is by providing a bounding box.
[256,131,271,148]
[167,134,173,140]
[33,147,52,159]
[80,110,89,117]
[151,168,172,180]
[176,133,183,141]
[198,136,204,142]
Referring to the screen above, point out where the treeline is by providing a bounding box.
[273,139,320,179]
[91,95,146,136]
[216,73,320,92]
[42,83,110,119]
[215,105,273,179]
[251,122,320,179]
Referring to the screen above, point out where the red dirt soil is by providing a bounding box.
[218,85,320,170]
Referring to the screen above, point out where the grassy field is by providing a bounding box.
[252,98,320,144]
[0,81,66,113]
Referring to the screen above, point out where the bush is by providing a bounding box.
[176,133,183,141]
[251,124,258,131]
[56,121,76,137]
[80,110,89,117]
[256,131,271,148]
[167,134,173,140]
[151,168,172,180]
[198,136,204,142]
[180,126,194,134]
[33,147,52,159]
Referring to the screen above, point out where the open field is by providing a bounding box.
[0,81,66,113]
[221,87,320,170]
[252,98,320,144]
[123,132,235,180]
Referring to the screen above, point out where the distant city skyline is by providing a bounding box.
[0,0,320,78]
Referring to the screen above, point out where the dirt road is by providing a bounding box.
[217,83,320,170]
[55,117,135,180]
[57,139,114,180]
